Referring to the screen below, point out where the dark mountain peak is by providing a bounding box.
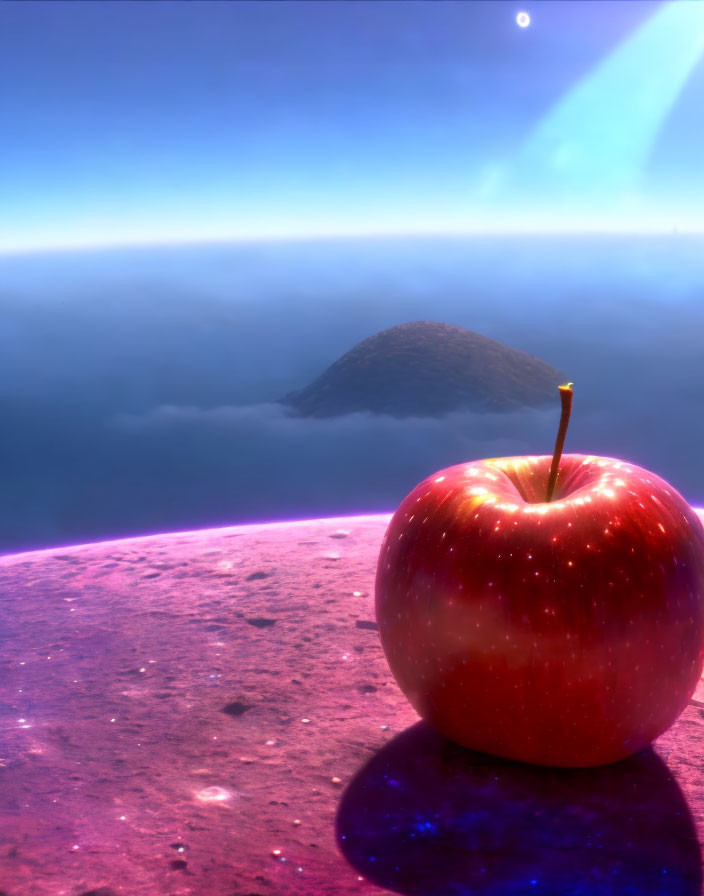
[278,320,566,419]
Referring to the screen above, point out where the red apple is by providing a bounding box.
[375,390,704,767]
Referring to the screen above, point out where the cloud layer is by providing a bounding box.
[1,236,702,554]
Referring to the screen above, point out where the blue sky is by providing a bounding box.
[2,0,704,251]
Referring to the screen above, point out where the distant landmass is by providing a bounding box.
[278,321,566,418]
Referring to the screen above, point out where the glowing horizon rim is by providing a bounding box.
[3,226,704,256]
[2,506,703,563]
[0,512,394,563]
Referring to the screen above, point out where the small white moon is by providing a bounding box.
[517,11,530,27]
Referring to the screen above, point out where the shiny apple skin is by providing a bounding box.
[375,453,704,767]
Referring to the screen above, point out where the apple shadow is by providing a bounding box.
[335,722,701,896]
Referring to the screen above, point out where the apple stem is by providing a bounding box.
[546,383,574,502]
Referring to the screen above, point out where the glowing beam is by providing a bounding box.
[487,2,704,213]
